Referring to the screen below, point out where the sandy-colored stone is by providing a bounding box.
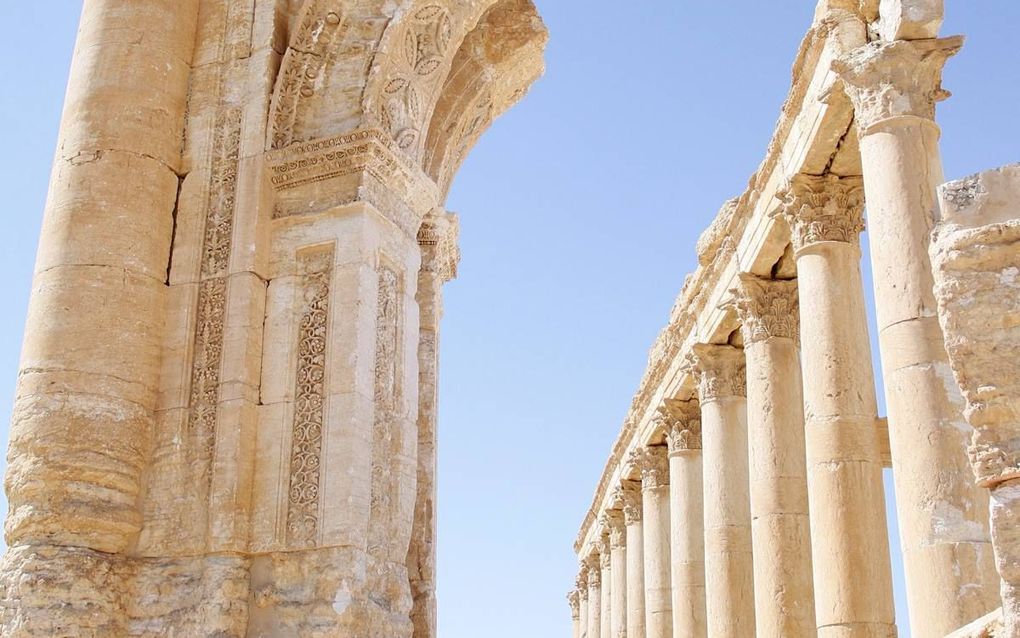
[1,0,546,636]
[933,165,1020,638]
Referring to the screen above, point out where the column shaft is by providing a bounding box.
[409,213,458,638]
[579,585,590,638]
[4,0,198,555]
[604,510,627,638]
[588,562,602,638]
[639,447,672,638]
[664,400,706,638]
[733,276,816,637]
[837,39,998,636]
[601,556,612,638]
[689,345,755,638]
[622,481,647,638]
[780,175,895,637]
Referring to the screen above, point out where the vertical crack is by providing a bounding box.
[166,174,186,286]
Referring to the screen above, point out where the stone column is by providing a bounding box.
[731,275,816,637]
[638,445,672,638]
[604,511,628,638]
[408,212,460,638]
[619,480,647,638]
[835,38,999,636]
[569,590,582,638]
[688,344,755,638]
[777,175,895,637]
[662,400,707,638]
[931,166,1020,638]
[0,0,199,631]
[588,554,603,638]
[600,534,612,638]
[578,571,590,638]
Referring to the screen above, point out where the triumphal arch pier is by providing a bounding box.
[568,2,1020,638]
[0,0,546,635]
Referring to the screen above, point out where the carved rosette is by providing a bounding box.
[731,274,800,345]
[567,590,581,620]
[687,344,747,403]
[833,37,963,135]
[418,209,461,283]
[615,481,643,526]
[637,446,670,491]
[601,511,626,550]
[661,399,703,455]
[378,4,454,152]
[285,246,335,547]
[776,174,865,254]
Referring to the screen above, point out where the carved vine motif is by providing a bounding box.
[285,248,334,547]
[269,0,348,149]
[731,274,800,345]
[371,267,401,528]
[379,4,453,151]
[776,174,865,254]
[188,107,242,486]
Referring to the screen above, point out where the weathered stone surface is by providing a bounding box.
[1,0,546,636]
[933,164,1020,638]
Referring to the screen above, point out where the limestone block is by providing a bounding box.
[35,152,177,281]
[933,164,1020,638]
[932,164,1020,487]
[878,0,943,41]
[62,40,192,171]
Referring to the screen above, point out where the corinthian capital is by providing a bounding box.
[586,558,601,587]
[567,590,581,619]
[730,274,800,345]
[635,445,669,490]
[833,37,962,134]
[687,344,747,402]
[575,570,588,596]
[614,480,643,525]
[661,399,703,454]
[776,174,865,253]
[601,510,626,550]
[417,209,461,283]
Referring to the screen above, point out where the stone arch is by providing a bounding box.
[422,0,547,198]
[268,0,545,179]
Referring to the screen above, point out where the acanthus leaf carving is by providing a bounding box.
[661,399,703,454]
[834,37,963,135]
[686,343,747,403]
[775,174,865,254]
[636,445,670,491]
[730,274,800,345]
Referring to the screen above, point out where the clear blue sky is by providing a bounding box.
[1,3,1017,637]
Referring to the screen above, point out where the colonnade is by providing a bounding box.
[569,32,1003,637]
